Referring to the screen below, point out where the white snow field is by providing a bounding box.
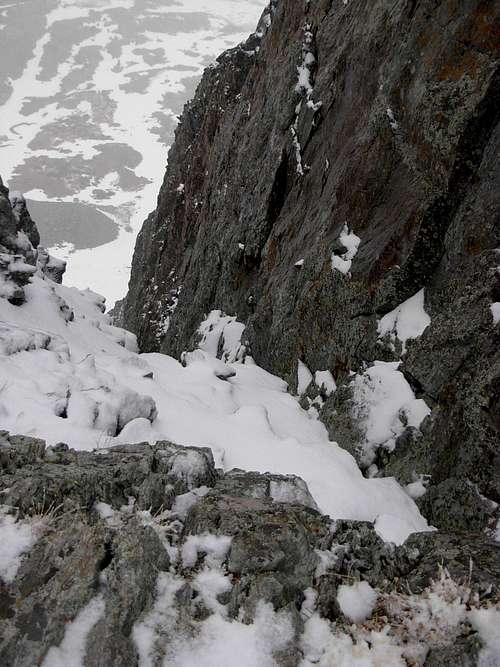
[0,0,267,305]
[0,270,433,545]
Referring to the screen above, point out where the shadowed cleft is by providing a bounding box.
[98,541,114,572]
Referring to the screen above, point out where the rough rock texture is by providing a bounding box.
[0,433,216,516]
[35,246,66,284]
[123,1,500,531]
[0,178,65,302]
[9,191,40,249]
[0,434,498,666]
[0,178,37,304]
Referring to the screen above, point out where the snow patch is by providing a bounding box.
[386,107,398,130]
[337,581,378,623]
[300,616,405,666]
[181,534,232,569]
[0,272,432,542]
[133,572,183,667]
[42,595,105,667]
[490,302,500,324]
[0,507,40,583]
[469,607,500,666]
[166,601,294,667]
[171,487,211,521]
[192,566,232,616]
[295,23,315,98]
[374,513,430,546]
[378,289,431,354]
[314,370,336,396]
[297,360,313,395]
[350,361,431,466]
[331,224,361,276]
[197,310,246,363]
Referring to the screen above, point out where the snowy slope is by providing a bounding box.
[0,270,432,544]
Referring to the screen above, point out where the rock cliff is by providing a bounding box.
[123,1,500,532]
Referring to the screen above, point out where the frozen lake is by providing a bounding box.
[0,0,266,306]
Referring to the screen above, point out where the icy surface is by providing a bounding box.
[350,361,431,465]
[269,477,319,510]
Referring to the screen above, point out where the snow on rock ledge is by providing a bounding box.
[378,289,431,355]
[197,310,246,363]
[350,361,431,467]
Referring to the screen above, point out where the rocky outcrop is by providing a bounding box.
[0,178,65,303]
[0,433,498,666]
[35,246,66,285]
[0,179,37,304]
[9,191,40,249]
[123,1,500,531]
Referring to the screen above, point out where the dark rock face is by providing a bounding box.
[0,178,39,261]
[0,434,498,666]
[123,1,500,531]
[9,191,40,249]
[0,178,37,304]
[0,177,22,254]
[0,177,65,302]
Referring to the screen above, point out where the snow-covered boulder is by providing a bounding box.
[36,247,66,284]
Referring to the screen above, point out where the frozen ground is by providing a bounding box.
[0,0,267,306]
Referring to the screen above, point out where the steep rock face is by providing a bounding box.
[124,1,500,531]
